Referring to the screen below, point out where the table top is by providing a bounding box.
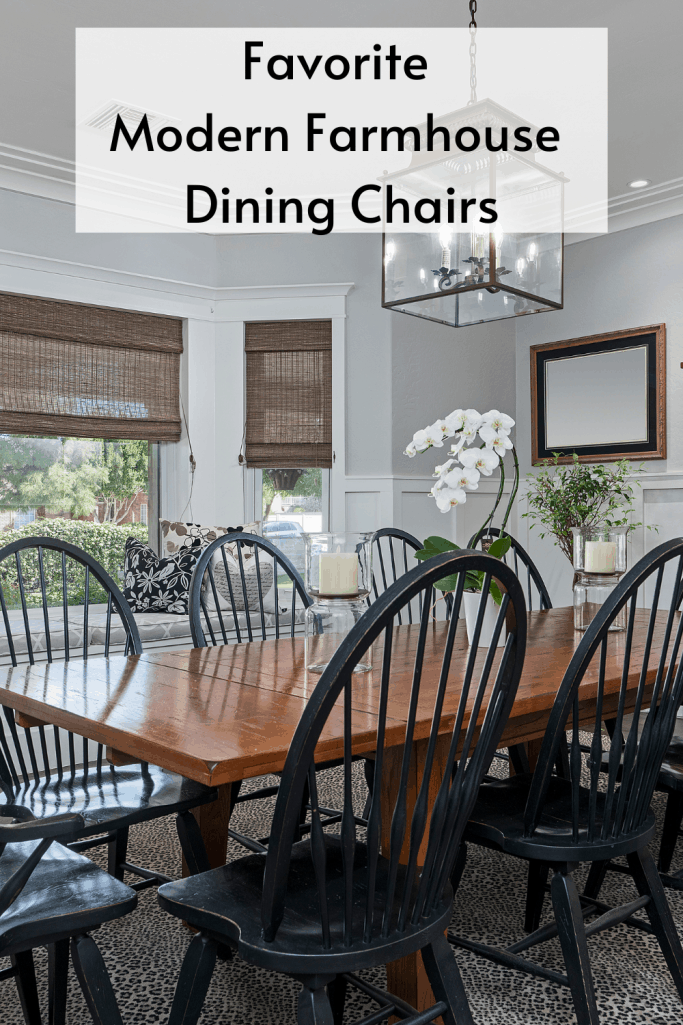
[0,607,667,786]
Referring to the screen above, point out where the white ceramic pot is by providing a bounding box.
[462,591,506,648]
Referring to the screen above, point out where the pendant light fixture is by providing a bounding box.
[382,1,565,327]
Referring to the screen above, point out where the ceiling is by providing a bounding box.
[0,0,681,231]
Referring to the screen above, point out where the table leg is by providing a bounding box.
[184,781,239,873]
[382,735,451,1024]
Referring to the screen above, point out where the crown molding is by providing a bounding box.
[0,247,354,313]
[2,139,683,239]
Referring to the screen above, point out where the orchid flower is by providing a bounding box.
[481,409,515,433]
[478,423,506,447]
[443,466,480,491]
[492,433,514,457]
[460,447,500,476]
[445,409,466,432]
[435,486,467,512]
[432,419,453,440]
[433,458,456,478]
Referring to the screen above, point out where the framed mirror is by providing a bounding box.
[530,324,666,464]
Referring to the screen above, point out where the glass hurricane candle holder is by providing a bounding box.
[303,532,373,673]
[303,532,373,601]
[572,526,628,631]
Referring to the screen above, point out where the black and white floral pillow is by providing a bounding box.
[123,538,203,615]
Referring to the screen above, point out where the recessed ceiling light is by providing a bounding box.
[628,179,651,189]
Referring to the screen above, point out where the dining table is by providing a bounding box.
[0,605,666,1018]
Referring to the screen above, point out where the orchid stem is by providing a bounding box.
[500,446,520,534]
[475,458,505,543]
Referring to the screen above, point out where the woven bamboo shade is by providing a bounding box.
[0,292,183,441]
[245,320,332,468]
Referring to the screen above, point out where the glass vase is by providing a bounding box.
[302,532,373,673]
[572,526,628,631]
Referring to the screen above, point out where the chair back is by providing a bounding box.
[468,527,552,611]
[369,528,426,624]
[0,537,142,787]
[188,532,312,647]
[260,550,527,946]
[524,537,683,847]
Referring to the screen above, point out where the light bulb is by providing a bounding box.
[384,241,395,266]
[516,257,527,276]
[527,242,537,261]
[419,268,426,283]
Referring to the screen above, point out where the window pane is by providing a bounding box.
[0,435,156,604]
[261,468,325,587]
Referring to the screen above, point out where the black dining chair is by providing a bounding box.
[188,532,314,854]
[450,537,683,1025]
[189,531,312,648]
[468,526,553,782]
[0,806,136,1025]
[0,537,217,890]
[158,549,528,1025]
[467,526,553,612]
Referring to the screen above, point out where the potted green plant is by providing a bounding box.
[523,453,648,565]
[405,406,517,645]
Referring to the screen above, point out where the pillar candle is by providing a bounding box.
[584,540,616,573]
[319,549,358,596]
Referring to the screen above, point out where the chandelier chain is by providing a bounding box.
[468,0,478,104]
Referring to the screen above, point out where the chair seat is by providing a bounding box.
[158,838,452,976]
[0,838,137,956]
[465,774,656,862]
[2,764,216,837]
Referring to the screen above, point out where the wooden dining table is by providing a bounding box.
[0,605,665,1017]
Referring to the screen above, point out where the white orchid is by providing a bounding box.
[492,433,514,457]
[431,418,453,440]
[478,423,507,448]
[445,408,467,432]
[433,458,456,478]
[435,486,467,512]
[406,404,516,536]
[481,409,515,433]
[460,447,500,476]
[449,435,467,457]
[443,466,480,491]
[459,423,480,445]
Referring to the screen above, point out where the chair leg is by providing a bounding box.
[584,860,610,901]
[297,976,336,1025]
[48,938,70,1025]
[168,933,217,1025]
[659,791,683,874]
[421,932,475,1025]
[11,950,41,1025]
[107,827,129,881]
[550,868,600,1025]
[524,860,549,933]
[362,758,375,819]
[449,842,468,894]
[70,934,124,1025]
[327,975,347,1025]
[627,846,683,1000]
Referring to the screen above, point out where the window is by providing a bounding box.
[140,503,148,525]
[0,291,178,576]
[244,320,332,581]
[0,434,158,582]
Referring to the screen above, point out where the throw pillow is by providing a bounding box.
[123,538,203,614]
[160,519,260,558]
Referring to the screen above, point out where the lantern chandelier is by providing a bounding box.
[381,0,566,327]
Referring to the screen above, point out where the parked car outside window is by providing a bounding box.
[263,520,304,541]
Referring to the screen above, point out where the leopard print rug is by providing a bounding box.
[1,755,682,1024]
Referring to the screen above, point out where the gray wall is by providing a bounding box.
[515,214,683,605]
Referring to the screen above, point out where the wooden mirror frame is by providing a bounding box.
[530,324,666,465]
